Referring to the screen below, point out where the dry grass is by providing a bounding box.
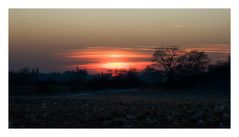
[9,92,230,128]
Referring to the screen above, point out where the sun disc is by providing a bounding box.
[102,62,129,69]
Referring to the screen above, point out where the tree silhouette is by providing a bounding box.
[176,50,209,77]
[151,46,209,82]
[151,46,185,81]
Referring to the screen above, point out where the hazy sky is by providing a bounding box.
[9,9,230,73]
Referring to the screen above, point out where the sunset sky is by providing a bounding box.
[9,9,230,73]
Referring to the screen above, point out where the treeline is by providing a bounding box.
[9,47,230,94]
[9,61,230,88]
[9,68,145,89]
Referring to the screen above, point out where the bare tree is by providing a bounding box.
[177,50,209,76]
[151,46,209,81]
[151,46,185,78]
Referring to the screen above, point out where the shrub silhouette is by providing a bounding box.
[9,47,230,92]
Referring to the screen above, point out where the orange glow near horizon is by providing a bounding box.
[60,49,152,73]
[75,61,152,73]
[58,45,230,74]
[101,62,130,69]
[9,10,230,73]
[108,54,123,58]
[63,50,150,59]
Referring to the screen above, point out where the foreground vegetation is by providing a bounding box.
[9,89,230,128]
[9,47,230,128]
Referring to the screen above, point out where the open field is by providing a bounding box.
[9,89,230,128]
